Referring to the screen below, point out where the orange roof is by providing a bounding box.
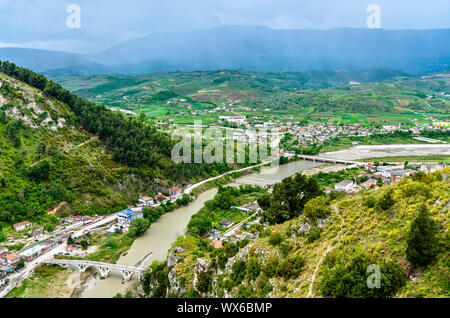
[6,253,20,261]
[213,239,223,249]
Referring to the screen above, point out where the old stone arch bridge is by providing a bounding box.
[40,259,147,281]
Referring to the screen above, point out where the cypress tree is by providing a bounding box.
[406,204,439,268]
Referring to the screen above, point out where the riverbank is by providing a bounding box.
[357,154,450,163]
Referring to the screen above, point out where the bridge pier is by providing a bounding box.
[75,264,88,272]
[121,271,133,281]
[98,267,111,278]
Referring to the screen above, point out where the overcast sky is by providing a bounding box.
[1,0,449,53]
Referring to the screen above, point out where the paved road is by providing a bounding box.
[184,161,272,195]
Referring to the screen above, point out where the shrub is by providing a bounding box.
[276,254,305,279]
[377,189,395,211]
[303,196,331,222]
[363,195,377,208]
[318,254,406,298]
[246,257,261,281]
[268,232,283,246]
[306,227,322,243]
[230,259,247,285]
[128,218,150,238]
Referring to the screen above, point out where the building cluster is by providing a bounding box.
[208,201,262,248]
[282,123,391,150]
[333,163,447,194]
[136,187,182,208]
[0,233,70,276]
[62,216,103,230]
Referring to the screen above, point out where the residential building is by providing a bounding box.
[5,253,21,267]
[19,243,51,261]
[13,221,32,232]
[390,169,417,183]
[155,194,169,204]
[335,180,354,192]
[362,179,378,190]
[169,187,182,196]
[377,166,401,178]
[420,163,446,174]
[117,208,144,226]
[138,195,154,207]
[218,220,234,228]
[232,201,261,213]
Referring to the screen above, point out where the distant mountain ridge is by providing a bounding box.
[1,26,450,75]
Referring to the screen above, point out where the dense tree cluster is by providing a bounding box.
[0,60,230,182]
[258,173,323,224]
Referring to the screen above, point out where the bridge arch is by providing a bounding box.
[40,259,145,281]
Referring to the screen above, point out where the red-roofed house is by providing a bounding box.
[169,187,181,196]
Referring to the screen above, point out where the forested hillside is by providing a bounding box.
[0,61,231,231]
[142,170,449,298]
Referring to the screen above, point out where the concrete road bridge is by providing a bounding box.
[40,259,146,281]
[293,154,362,165]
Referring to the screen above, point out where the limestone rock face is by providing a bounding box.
[167,246,185,266]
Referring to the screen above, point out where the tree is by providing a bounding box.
[66,236,73,245]
[303,196,331,223]
[80,240,89,249]
[259,174,322,225]
[0,231,7,242]
[406,204,439,268]
[196,270,212,294]
[128,218,150,238]
[377,189,395,211]
[276,254,305,279]
[246,257,261,281]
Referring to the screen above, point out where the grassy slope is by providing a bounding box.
[164,169,449,298]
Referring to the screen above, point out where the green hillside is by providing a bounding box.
[0,72,143,229]
[141,170,449,298]
[52,69,449,125]
[0,62,233,233]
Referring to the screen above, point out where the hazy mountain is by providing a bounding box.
[90,26,450,74]
[0,47,103,73]
[1,26,449,75]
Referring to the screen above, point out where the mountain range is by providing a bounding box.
[1,26,450,76]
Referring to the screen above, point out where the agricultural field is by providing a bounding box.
[52,69,450,126]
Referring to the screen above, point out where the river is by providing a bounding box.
[83,160,321,297]
[83,143,450,298]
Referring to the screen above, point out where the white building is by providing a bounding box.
[335,180,354,192]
